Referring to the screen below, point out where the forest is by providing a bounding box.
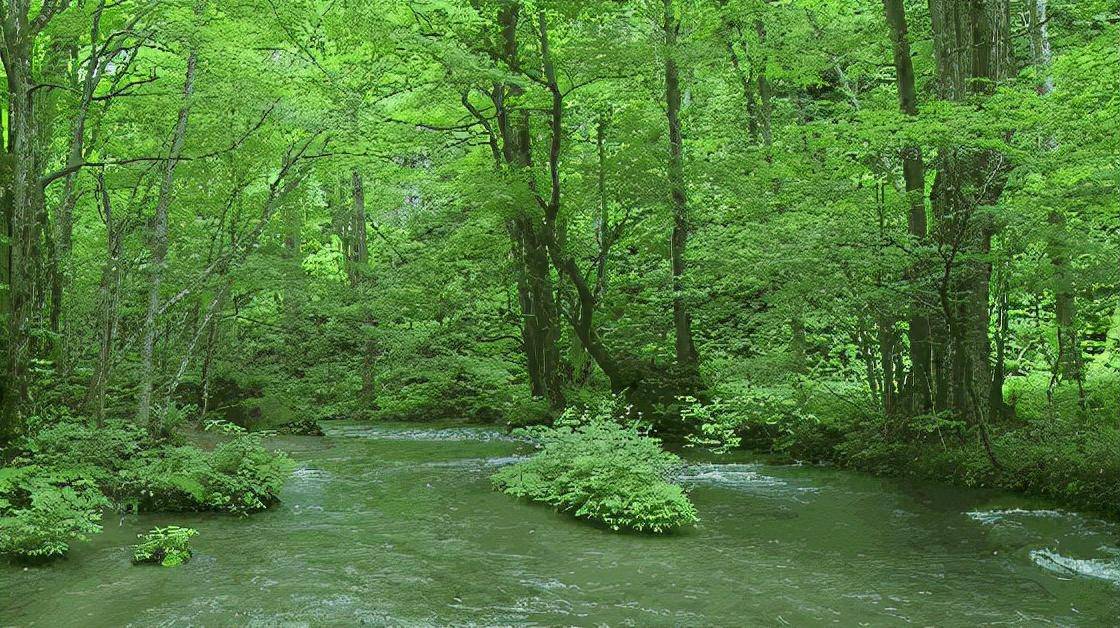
[1,0,1118,625]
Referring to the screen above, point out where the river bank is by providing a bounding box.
[735,407,1120,522]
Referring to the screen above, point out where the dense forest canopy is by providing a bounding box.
[0,0,1118,521]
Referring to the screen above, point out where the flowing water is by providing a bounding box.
[3,422,1119,626]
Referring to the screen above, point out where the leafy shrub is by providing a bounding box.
[372,332,520,423]
[681,385,840,461]
[680,396,742,453]
[204,423,294,513]
[504,396,554,429]
[0,465,108,560]
[118,445,212,513]
[120,422,293,515]
[492,401,697,533]
[132,526,198,566]
[18,412,148,487]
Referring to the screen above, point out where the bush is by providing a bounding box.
[132,526,198,566]
[681,384,841,461]
[120,421,293,515]
[504,396,554,429]
[275,417,324,435]
[204,423,294,513]
[17,412,148,487]
[0,465,108,560]
[492,401,697,533]
[2,413,292,564]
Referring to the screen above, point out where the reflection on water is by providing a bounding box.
[2,420,1118,626]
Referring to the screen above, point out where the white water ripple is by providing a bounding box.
[965,508,1068,526]
[1030,549,1120,587]
[326,424,514,442]
[678,464,789,491]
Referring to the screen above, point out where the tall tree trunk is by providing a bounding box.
[85,172,122,426]
[494,1,564,409]
[1,39,41,439]
[50,3,106,372]
[137,26,201,435]
[1027,0,1082,400]
[198,282,226,421]
[349,170,368,286]
[1048,209,1083,395]
[928,0,1013,424]
[594,117,610,300]
[883,0,932,414]
[663,0,699,369]
[1028,0,1054,95]
[715,1,759,143]
[724,36,759,143]
[534,11,635,396]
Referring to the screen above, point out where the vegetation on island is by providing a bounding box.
[494,401,698,532]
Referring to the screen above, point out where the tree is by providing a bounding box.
[662,0,700,369]
[927,0,1014,424]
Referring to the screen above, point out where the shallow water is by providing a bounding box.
[3,421,1118,626]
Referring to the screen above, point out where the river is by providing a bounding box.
[3,422,1118,626]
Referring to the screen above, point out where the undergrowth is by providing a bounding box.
[493,400,697,533]
[1,412,292,562]
[684,375,1120,518]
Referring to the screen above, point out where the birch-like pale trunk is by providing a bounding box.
[137,22,201,435]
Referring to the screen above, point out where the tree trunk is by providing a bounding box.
[85,173,122,425]
[1,39,41,440]
[198,283,226,421]
[715,1,759,144]
[1027,0,1082,399]
[883,0,932,414]
[928,0,1013,424]
[349,170,368,286]
[754,19,773,155]
[50,5,106,371]
[494,2,565,409]
[533,11,636,396]
[877,319,898,415]
[663,0,699,369]
[137,29,200,435]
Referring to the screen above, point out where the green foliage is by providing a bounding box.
[121,422,294,516]
[831,411,1120,518]
[492,401,697,533]
[0,466,107,560]
[17,412,150,490]
[1,413,291,563]
[681,384,833,460]
[373,351,520,423]
[726,374,1120,518]
[680,396,742,454]
[132,526,198,567]
[0,0,1114,562]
